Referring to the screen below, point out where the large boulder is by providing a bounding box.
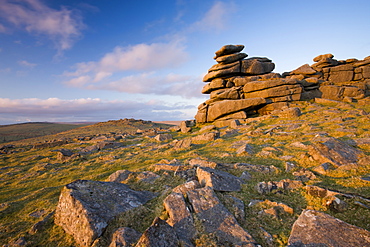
[207,98,267,122]
[288,210,370,246]
[54,180,155,246]
[203,61,241,82]
[241,57,275,75]
[214,44,245,59]
[216,52,248,64]
[187,187,257,246]
[163,193,197,247]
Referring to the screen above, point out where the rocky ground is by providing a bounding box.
[0,102,370,246]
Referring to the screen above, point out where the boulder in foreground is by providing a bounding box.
[54,180,155,247]
[288,209,370,247]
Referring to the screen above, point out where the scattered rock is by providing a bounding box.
[257,179,303,194]
[136,171,160,183]
[224,195,246,224]
[308,137,363,169]
[292,168,316,182]
[173,138,192,149]
[54,180,155,246]
[187,187,256,246]
[135,217,179,247]
[188,158,219,169]
[234,163,278,174]
[240,171,252,182]
[180,120,195,133]
[108,170,133,183]
[29,211,54,235]
[288,210,370,247]
[109,227,141,247]
[163,193,196,246]
[196,166,242,192]
[154,133,172,142]
[328,196,348,212]
[236,143,254,155]
[172,180,201,195]
[192,131,219,142]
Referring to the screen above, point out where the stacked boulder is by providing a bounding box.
[286,53,370,102]
[195,44,370,124]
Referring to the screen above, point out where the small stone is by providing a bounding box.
[154,133,172,142]
[136,171,160,184]
[236,143,254,155]
[328,197,348,212]
[240,171,252,182]
[108,170,133,183]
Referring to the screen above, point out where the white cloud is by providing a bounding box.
[89,72,204,98]
[62,41,201,98]
[0,23,6,33]
[64,41,188,82]
[18,60,37,68]
[0,0,84,53]
[0,97,196,124]
[190,1,235,32]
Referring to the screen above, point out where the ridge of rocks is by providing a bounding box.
[196,44,370,125]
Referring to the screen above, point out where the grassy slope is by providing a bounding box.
[0,122,92,144]
[0,102,369,246]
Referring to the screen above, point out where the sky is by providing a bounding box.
[0,0,370,125]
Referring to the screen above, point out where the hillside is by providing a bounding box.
[0,122,92,144]
[0,100,369,246]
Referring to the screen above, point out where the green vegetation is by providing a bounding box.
[0,122,92,144]
[0,102,369,246]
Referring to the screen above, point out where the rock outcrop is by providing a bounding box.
[288,210,370,247]
[195,44,370,124]
[54,180,155,247]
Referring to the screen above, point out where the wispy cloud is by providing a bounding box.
[0,97,196,124]
[0,0,85,54]
[62,41,204,98]
[64,41,188,81]
[0,23,6,33]
[88,72,204,98]
[190,1,235,32]
[18,60,37,68]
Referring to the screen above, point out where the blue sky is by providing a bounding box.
[0,0,369,124]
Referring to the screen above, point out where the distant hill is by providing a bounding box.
[0,119,176,145]
[0,122,92,144]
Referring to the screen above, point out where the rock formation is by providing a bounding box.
[195,44,370,124]
[54,180,155,247]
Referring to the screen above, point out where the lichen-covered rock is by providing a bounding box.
[308,137,363,169]
[288,210,370,247]
[135,217,179,247]
[187,187,257,246]
[109,227,141,247]
[163,193,196,247]
[54,180,155,247]
[241,57,275,75]
[207,98,267,122]
[108,170,133,183]
[196,166,242,192]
